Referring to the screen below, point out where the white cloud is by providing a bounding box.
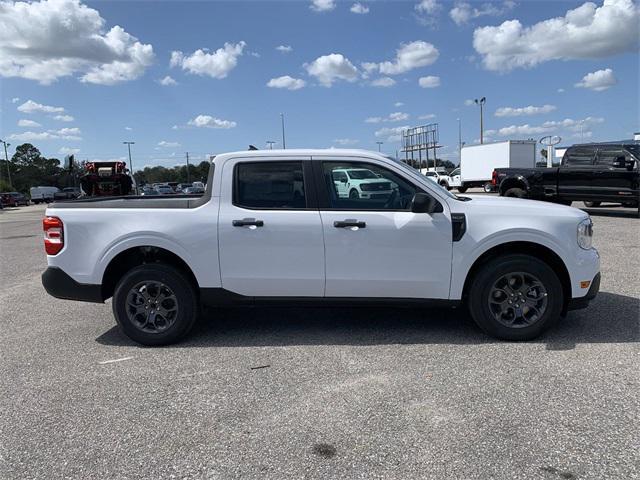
[395,102,404,107]
[418,113,436,120]
[557,88,565,93]
[276,45,293,53]
[366,112,409,123]
[125,126,133,131]
[575,68,617,91]
[158,141,181,148]
[415,0,441,14]
[351,3,370,14]
[18,119,42,128]
[418,75,440,88]
[374,125,409,142]
[54,114,74,122]
[187,115,236,129]
[449,1,515,26]
[17,100,64,114]
[59,147,80,155]
[11,97,20,103]
[473,0,640,71]
[495,104,557,117]
[8,127,82,142]
[170,42,246,79]
[158,75,177,86]
[371,41,439,75]
[464,99,475,106]
[305,53,359,87]
[0,0,154,85]
[267,75,306,90]
[310,0,336,12]
[493,117,604,137]
[371,77,396,87]
[334,138,360,146]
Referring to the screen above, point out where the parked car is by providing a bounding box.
[30,186,60,204]
[192,181,205,189]
[0,191,29,207]
[175,183,193,193]
[140,187,159,196]
[183,186,205,194]
[331,167,396,199]
[493,142,639,213]
[154,185,175,195]
[53,187,81,201]
[42,149,599,346]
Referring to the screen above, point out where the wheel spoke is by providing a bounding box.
[488,271,548,329]
[125,281,179,334]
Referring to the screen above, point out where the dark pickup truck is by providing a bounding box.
[493,142,639,211]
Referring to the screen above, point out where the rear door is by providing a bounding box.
[314,157,453,299]
[557,147,597,200]
[218,158,325,297]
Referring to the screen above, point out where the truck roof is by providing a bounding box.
[211,149,389,163]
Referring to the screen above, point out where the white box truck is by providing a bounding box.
[456,140,536,193]
[30,186,60,204]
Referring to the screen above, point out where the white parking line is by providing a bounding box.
[98,356,134,365]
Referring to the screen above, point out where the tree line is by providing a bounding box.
[0,143,210,194]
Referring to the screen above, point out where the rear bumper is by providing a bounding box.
[42,267,104,303]
[567,272,600,311]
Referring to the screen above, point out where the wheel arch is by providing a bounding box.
[101,246,199,301]
[499,176,528,195]
[461,241,571,314]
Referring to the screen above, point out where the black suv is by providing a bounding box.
[493,142,639,211]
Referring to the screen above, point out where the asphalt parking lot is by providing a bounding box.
[1,200,638,480]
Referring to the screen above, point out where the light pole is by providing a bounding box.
[376,141,383,152]
[474,97,486,144]
[280,113,286,149]
[0,140,12,188]
[457,118,462,164]
[185,152,191,183]
[123,141,135,193]
[266,141,276,150]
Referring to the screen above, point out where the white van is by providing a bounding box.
[30,186,60,204]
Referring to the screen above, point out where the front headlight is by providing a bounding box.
[577,217,593,250]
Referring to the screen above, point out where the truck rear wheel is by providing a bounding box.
[457,186,468,193]
[583,201,601,208]
[112,264,198,346]
[468,254,563,341]
[504,187,526,198]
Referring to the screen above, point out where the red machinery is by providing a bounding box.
[80,161,134,197]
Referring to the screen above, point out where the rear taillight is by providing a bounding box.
[491,170,498,185]
[43,216,64,255]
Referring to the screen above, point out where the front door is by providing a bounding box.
[218,158,325,297]
[315,158,453,299]
[594,147,638,202]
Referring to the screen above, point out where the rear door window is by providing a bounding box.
[596,147,626,166]
[563,147,596,166]
[234,161,306,209]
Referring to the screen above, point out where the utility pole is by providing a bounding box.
[376,141,383,152]
[185,152,191,183]
[457,118,462,164]
[266,141,276,150]
[123,141,135,193]
[280,113,286,149]
[474,97,486,144]
[0,140,12,188]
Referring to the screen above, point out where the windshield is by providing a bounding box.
[347,169,378,179]
[424,172,436,177]
[385,156,461,200]
[626,145,639,160]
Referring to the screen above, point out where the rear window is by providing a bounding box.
[234,161,306,209]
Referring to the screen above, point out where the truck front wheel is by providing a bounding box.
[504,187,526,198]
[468,254,563,341]
[113,264,199,346]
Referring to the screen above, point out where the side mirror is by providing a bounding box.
[411,193,441,214]
[612,156,626,168]
[341,178,347,183]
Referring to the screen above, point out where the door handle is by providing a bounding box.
[232,218,264,227]
[334,220,366,228]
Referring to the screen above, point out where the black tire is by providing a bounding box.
[349,189,359,199]
[504,187,526,198]
[583,201,601,208]
[457,186,468,193]
[483,183,493,193]
[112,263,199,346]
[440,182,451,191]
[468,254,563,341]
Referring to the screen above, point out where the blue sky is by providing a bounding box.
[1,0,638,169]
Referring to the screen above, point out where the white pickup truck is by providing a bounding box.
[42,149,600,346]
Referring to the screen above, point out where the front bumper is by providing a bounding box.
[42,267,104,303]
[567,272,600,311]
